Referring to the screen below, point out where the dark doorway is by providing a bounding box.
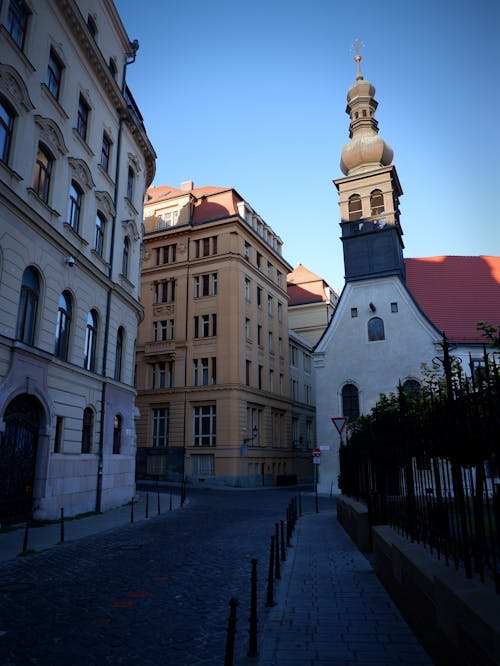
[0,394,42,525]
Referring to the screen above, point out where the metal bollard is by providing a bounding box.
[224,597,239,666]
[130,497,134,523]
[169,491,173,511]
[157,490,161,515]
[22,519,29,554]
[145,493,149,519]
[280,520,286,561]
[60,507,65,544]
[248,558,258,657]
[274,523,281,580]
[286,507,291,548]
[265,535,276,607]
[299,492,303,517]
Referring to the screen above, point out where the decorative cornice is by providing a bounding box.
[0,63,35,112]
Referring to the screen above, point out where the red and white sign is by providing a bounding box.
[331,417,348,435]
[312,447,321,458]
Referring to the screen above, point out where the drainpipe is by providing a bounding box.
[96,40,139,513]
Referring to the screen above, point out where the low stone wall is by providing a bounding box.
[372,525,500,666]
[336,495,371,552]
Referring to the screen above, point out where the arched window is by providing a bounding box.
[122,237,130,277]
[33,143,53,204]
[127,166,134,202]
[113,414,122,454]
[16,266,40,345]
[114,326,124,381]
[348,194,362,221]
[54,290,72,360]
[342,384,360,422]
[402,379,421,398]
[370,189,384,216]
[368,317,385,341]
[0,98,15,163]
[81,407,94,453]
[68,180,82,231]
[84,309,98,371]
[94,212,105,256]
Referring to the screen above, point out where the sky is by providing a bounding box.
[115,0,500,294]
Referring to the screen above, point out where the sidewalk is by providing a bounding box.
[0,490,181,562]
[250,508,434,666]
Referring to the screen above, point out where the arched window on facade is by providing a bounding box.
[122,237,130,277]
[370,189,384,216]
[127,166,134,202]
[342,384,360,422]
[113,414,122,454]
[94,212,106,256]
[348,194,362,221]
[0,97,15,164]
[114,326,124,381]
[402,379,421,398]
[81,407,94,453]
[55,290,72,360]
[68,180,83,231]
[16,266,40,345]
[33,143,53,204]
[84,309,98,371]
[368,316,385,341]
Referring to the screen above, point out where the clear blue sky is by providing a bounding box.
[115,0,499,293]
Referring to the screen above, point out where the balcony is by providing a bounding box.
[144,340,175,357]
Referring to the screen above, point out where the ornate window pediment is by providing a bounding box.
[0,64,34,113]
[34,115,68,156]
[68,157,95,191]
[95,190,115,217]
[121,218,140,241]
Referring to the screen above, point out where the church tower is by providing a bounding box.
[333,51,405,282]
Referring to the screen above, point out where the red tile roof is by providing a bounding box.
[287,264,333,306]
[147,184,231,204]
[405,256,500,344]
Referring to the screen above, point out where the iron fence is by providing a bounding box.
[339,338,500,592]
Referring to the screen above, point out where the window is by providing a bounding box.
[122,237,130,277]
[370,189,384,216]
[267,295,272,316]
[81,407,93,453]
[246,360,251,386]
[127,166,134,202]
[342,384,360,422]
[114,327,124,381]
[305,384,312,404]
[290,344,298,366]
[67,181,82,231]
[276,271,282,288]
[94,213,105,256]
[348,194,362,221]
[194,273,217,297]
[195,236,217,257]
[159,244,177,264]
[87,14,97,39]
[402,379,421,398]
[257,325,262,346]
[0,98,14,163]
[153,279,176,304]
[54,415,63,453]
[193,405,216,447]
[193,357,216,386]
[7,0,29,50]
[16,266,40,345]
[244,242,250,259]
[257,287,262,307]
[256,252,262,270]
[258,365,263,390]
[101,133,111,172]
[351,307,358,318]
[244,278,251,301]
[76,95,90,141]
[193,314,216,338]
[84,309,98,371]
[54,290,72,360]
[269,369,274,392]
[304,353,311,373]
[391,302,398,313]
[153,319,174,342]
[368,317,385,341]
[46,48,63,100]
[268,330,273,351]
[277,302,282,322]
[112,414,122,454]
[245,318,251,340]
[267,262,273,278]
[33,144,53,204]
[191,454,215,476]
[152,408,168,448]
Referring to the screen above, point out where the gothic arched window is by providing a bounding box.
[342,384,360,422]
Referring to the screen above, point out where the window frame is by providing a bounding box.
[7,0,30,50]
[68,180,83,232]
[0,97,15,164]
[33,143,53,204]
[16,266,40,345]
[54,290,72,361]
[193,405,216,447]
[84,309,98,371]
[76,94,90,141]
[100,133,111,172]
[46,48,64,100]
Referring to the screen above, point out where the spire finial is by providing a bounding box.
[350,38,365,80]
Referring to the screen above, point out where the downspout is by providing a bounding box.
[96,40,139,512]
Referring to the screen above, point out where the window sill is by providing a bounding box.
[72,128,94,157]
[41,83,69,120]
[124,196,138,217]
[63,222,89,246]
[27,188,60,220]
[0,159,23,186]
[0,26,36,72]
[90,248,110,270]
[118,273,135,290]
[98,163,115,187]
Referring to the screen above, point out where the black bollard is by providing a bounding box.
[274,523,281,580]
[265,535,276,607]
[130,497,134,523]
[145,493,149,519]
[248,558,258,657]
[60,507,65,544]
[22,519,29,554]
[286,507,291,548]
[157,490,161,515]
[280,520,286,561]
[299,492,303,517]
[224,597,239,666]
[169,491,173,511]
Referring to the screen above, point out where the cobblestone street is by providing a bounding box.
[0,487,319,665]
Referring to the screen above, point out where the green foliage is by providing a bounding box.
[477,321,500,348]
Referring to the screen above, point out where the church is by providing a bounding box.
[314,53,500,495]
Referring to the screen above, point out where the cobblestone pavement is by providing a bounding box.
[0,487,320,666]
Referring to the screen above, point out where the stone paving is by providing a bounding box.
[0,489,434,665]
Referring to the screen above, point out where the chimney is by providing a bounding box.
[181,180,194,191]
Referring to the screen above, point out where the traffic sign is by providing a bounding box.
[331,417,348,435]
[312,447,321,458]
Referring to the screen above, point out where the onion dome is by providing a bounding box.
[340,54,393,176]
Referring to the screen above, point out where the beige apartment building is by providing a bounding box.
[136,181,304,486]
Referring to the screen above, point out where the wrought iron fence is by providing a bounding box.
[339,338,500,592]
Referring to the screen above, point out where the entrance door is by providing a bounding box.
[0,394,41,525]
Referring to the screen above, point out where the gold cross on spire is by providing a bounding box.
[350,38,365,80]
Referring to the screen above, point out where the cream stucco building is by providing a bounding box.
[136,182,310,486]
[0,0,155,521]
